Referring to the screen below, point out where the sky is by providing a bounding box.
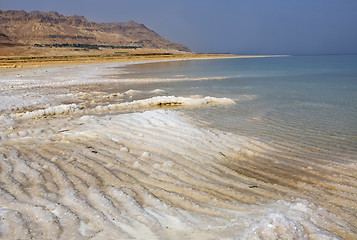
[1,0,357,55]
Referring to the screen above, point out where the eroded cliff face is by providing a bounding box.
[0,10,190,52]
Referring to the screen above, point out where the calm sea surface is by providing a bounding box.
[123,55,357,163]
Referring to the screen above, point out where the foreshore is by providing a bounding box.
[0,53,276,68]
[0,53,355,239]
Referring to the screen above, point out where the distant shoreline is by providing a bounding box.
[0,53,283,68]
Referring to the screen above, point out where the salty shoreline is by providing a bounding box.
[0,56,356,239]
[0,57,237,115]
[0,53,287,114]
[0,54,274,115]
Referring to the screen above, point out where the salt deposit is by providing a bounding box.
[11,96,235,119]
[0,61,356,239]
[0,109,351,239]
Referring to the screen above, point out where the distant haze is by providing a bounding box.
[1,0,357,55]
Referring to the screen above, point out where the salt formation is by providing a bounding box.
[11,96,235,119]
[0,109,350,239]
[12,103,83,119]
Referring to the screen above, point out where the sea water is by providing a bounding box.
[124,55,357,159]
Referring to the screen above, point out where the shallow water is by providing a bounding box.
[125,55,357,161]
[122,55,357,237]
[0,55,356,239]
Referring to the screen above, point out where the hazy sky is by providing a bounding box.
[1,0,357,54]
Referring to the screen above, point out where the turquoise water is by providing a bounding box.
[124,55,357,163]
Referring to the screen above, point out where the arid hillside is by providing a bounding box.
[0,10,190,56]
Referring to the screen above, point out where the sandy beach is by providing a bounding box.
[0,53,275,68]
[0,56,355,239]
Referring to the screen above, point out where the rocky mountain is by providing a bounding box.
[0,10,190,55]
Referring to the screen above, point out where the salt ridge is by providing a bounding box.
[11,95,235,119]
